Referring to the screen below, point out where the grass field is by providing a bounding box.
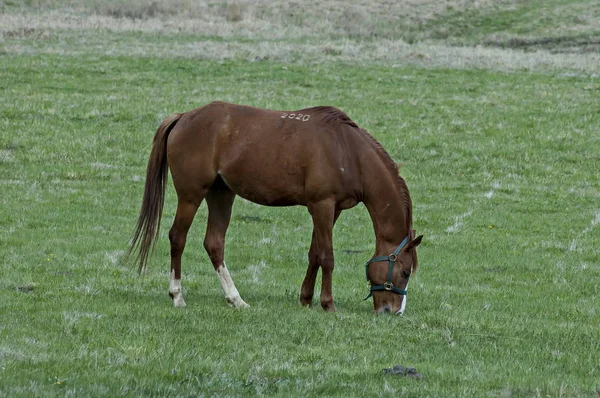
[1,1,600,396]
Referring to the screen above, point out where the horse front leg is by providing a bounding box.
[306,200,338,312]
[301,209,341,308]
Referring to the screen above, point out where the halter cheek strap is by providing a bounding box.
[364,236,410,300]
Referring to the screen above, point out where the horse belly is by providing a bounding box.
[219,161,307,207]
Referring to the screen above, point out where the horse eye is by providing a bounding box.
[402,270,410,278]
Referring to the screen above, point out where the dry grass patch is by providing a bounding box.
[2,28,599,75]
[0,0,525,39]
[3,1,600,73]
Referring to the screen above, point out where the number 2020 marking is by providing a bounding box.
[281,113,310,122]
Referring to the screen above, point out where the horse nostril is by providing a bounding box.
[379,305,391,314]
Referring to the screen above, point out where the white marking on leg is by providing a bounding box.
[217,263,249,308]
[169,270,186,308]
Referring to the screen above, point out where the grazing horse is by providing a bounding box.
[129,101,422,314]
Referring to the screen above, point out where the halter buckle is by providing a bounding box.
[384,282,393,291]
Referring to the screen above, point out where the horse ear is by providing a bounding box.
[406,235,423,251]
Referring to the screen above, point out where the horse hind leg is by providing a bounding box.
[300,230,320,307]
[204,182,249,308]
[169,199,202,307]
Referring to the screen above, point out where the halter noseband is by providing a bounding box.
[364,236,410,300]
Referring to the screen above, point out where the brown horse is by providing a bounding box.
[129,101,422,314]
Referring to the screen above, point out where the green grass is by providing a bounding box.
[1,1,600,396]
[1,53,599,397]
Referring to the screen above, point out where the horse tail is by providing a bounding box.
[128,113,183,273]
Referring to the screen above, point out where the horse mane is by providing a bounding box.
[306,106,359,128]
[308,106,414,241]
[356,126,417,272]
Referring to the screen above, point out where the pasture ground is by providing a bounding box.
[1,1,599,396]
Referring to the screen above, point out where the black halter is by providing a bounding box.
[364,236,409,300]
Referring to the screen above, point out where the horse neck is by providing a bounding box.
[361,160,411,255]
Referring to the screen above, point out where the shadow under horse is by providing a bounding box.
[129,101,423,315]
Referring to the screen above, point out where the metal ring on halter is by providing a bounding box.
[384,282,393,290]
[388,253,397,262]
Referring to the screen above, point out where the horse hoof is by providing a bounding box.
[227,296,250,309]
[173,297,187,308]
[300,298,313,307]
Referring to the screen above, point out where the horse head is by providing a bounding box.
[365,231,422,315]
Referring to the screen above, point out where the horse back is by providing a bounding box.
[167,102,363,208]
